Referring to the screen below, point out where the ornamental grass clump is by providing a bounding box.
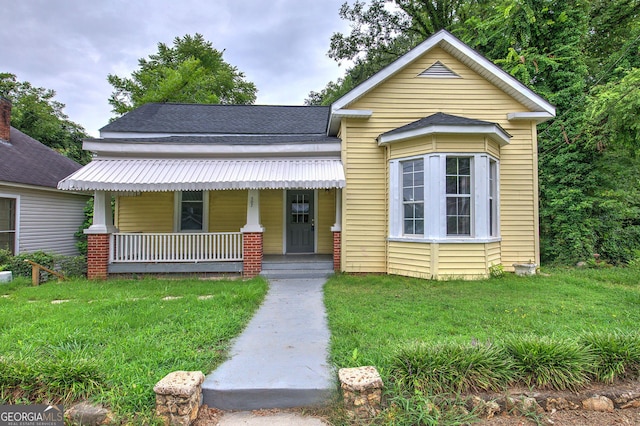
[581,330,640,383]
[504,335,595,391]
[389,341,516,395]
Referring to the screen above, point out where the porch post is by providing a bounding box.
[331,188,342,272]
[85,191,117,280]
[241,189,264,278]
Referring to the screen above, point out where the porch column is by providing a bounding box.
[85,191,117,280]
[241,189,264,278]
[331,188,342,272]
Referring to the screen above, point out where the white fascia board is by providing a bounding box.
[507,112,555,123]
[378,124,511,146]
[327,109,373,135]
[83,140,341,157]
[331,29,556,116]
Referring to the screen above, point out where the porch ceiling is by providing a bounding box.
[57,158,346,192]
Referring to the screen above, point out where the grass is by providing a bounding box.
[0,276,267,422]
[324,268,640,423]
[324,268,640,370]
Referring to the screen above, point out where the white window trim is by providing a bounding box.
[173,191,209,232]
[389,153,501,243]
[0,193,20,254]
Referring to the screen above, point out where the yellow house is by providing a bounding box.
[59,30,554,279]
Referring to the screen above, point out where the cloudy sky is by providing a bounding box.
[2,0,352,136]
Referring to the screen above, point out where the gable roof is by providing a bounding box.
[101,103,331,135]
[0,127,82,188]
[330,29,555,118]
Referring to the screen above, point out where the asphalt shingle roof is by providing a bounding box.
[0,127,82,188]
[85,134,340,145]
[101,103,331,135]
[381,112,504,137]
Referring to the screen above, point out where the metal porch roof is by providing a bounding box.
[57,159,346,192]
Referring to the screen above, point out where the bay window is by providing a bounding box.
[390,153,499,242]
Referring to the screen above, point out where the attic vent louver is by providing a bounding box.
[418,61,460,78]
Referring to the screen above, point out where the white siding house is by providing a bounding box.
[0,97,89,256]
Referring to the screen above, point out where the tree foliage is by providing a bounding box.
[0,73,90,165]
[313,0,640,265]
[108,34,257,117]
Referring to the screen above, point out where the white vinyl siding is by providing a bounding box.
[0,184,89,255]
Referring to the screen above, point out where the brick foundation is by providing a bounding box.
[242,232,263,278]
[333,231,341,272]
[87,234,110,280]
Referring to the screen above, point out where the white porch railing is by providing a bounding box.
[110,232,243,263]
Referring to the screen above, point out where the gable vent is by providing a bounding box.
[418,61,460,78]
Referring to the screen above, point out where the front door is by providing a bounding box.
[287,190,314,253]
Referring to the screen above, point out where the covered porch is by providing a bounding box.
[58,158,345,279]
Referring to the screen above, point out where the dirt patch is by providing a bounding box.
[474,380,640,426]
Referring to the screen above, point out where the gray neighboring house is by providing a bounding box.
[0,97,89,256]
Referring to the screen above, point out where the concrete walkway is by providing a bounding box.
[202,277,334,410]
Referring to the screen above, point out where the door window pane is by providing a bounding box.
[291,194,310,223]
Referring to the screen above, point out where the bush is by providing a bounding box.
[390,341,516,394]
[504,335,596,391]
[582,330,640,383]
[8,251,56,278]
[0,353,103,405]
[0,251,86,280]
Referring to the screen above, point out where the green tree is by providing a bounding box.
[108,34,257,117]
[0,73,90,165]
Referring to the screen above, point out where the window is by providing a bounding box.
[175,191,208,232]
[446,157,471,236]
[489,159,498,237]
[402,159,424,234]
[0,197,16,254]
[389,153,499,242]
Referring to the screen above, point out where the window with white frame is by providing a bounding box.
[389,153,499,242]
[402,159,424,235]
[0,197,17,254]
[175,191,209,232]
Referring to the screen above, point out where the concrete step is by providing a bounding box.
[202,383,334,411]
[261,260,334,279]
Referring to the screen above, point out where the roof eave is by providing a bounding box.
[378,123,511,147]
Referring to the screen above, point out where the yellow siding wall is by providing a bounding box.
[388,241,431,278]
[262,190,283,254]
[116,192,174,232]
[342,46,538,277]
[317,189,336,254]
[209,190,246,232]
[438,244,489,278]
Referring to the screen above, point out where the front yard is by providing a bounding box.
[0,276,267,422]
[324,268,640,424]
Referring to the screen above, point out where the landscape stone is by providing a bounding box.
[582,395,614,412]
[66,402,110,426]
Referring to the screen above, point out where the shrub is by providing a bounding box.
[383,388,476,426]
[504,335,595,391]
[390,341,516,395]
[581,330,640,383]
[8,251,55,278]
[56,256,87,278]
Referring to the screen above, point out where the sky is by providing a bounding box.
[2,0,352,136]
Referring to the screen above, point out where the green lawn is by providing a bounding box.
[0,276,267,421]
[324,267,640,371]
